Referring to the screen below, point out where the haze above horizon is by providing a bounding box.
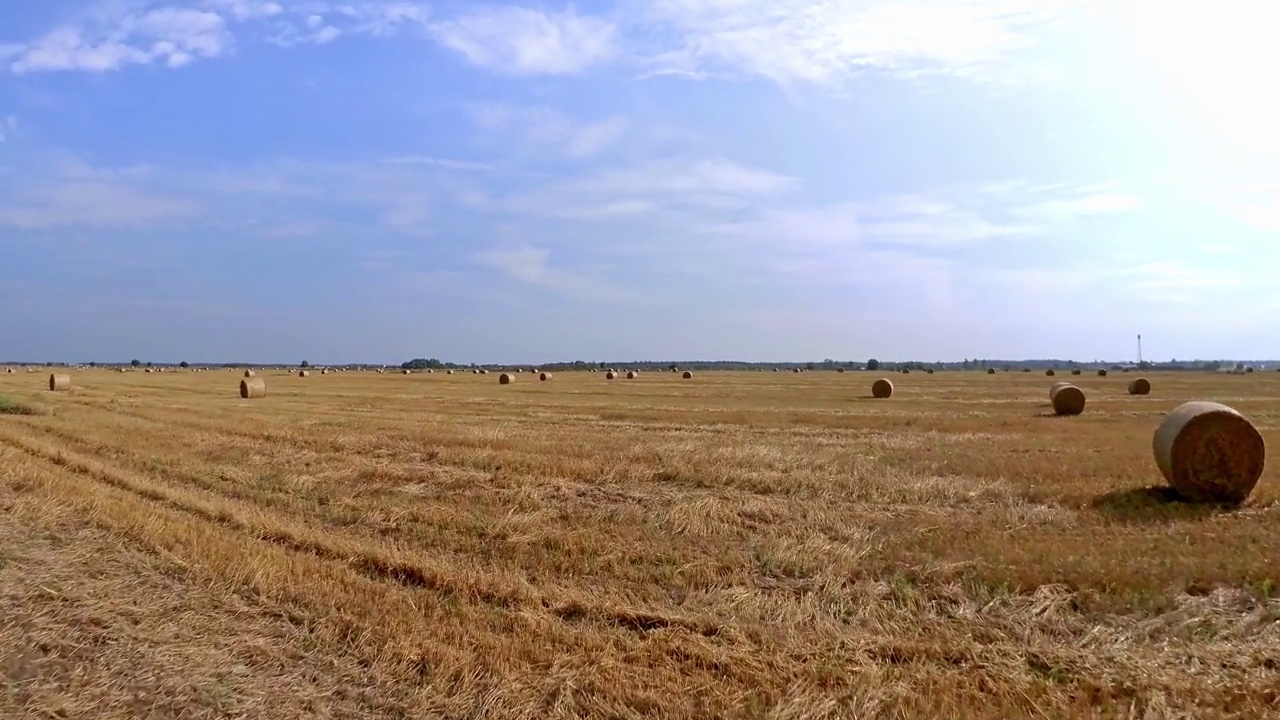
[2,1,1276,365]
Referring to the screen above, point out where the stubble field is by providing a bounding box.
[0,367,1277,719]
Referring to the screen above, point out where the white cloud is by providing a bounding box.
[429,6,619,75]
[473,157,798,220]
[473,244,627,301]
[3,1,430,72]
[467,104,631,161]
[633,0,1075,85]
[0,181,196,228]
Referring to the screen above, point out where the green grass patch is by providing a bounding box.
[0,394,47,416]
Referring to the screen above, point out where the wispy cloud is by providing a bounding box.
[0,180,196,229]
[2,1,430,73]
[632,0,1075,85]
[428,5,619,76]
[473,244,627,302]
[469,157,798,219]
[468,104,631,161]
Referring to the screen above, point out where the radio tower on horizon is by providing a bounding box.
[1137,334,1143,365]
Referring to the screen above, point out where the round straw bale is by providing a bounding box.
[480,369,489,375]
[321,369,329,375]
[772,368,779,372]
[145,368,153,374]
[499,373,513,385]
[1153,401,1265,504]
[871,378,893,398]
[902,369,911,374]
[987,368,996,375]
[5,368,12,374]
[682,370,693,379]
[1046,369,1056,376]
[447,370,454,375]
[118,367,126,373]
[539,372,552,381]
[244,369,256,378]
[1097,369,1108,377]
[1071,369,1081,375]
[626,371,637,379]
[1049,382,1085,416]
[240,377,266,399]
[1128,378,1151,395]
[298,370,309,377]
[605,371,617,380]
[926,369,935,374]
[793,368,801,373]
[837,367,845,373]
[403,369,411,375]
[49,373,71,392]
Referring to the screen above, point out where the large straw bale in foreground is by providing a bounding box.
[1128,378,1151,395]
[49,373,72,392]
[871,378,893,399]
[498,373,513,385]
[1153,401,1265,504]
[240,378,266,399]
[1049,382,1085,416]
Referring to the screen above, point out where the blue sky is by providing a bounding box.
[1,0,1276,365]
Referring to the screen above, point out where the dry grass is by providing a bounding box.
[1,369,1279,718]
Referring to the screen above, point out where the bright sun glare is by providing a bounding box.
[1107,1,1280,158]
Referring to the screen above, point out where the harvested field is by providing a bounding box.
[1,369,1278,718]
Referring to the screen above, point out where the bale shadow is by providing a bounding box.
[1090,485,1241,523]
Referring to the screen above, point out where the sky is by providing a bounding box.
[0,0,1277,365]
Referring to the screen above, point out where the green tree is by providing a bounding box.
[131,359,141,367]
[866,358,880,371]
[300,360,310,368]
[179,361,189,368]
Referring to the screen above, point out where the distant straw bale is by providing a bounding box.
[1154,401,1265,504]
[1128,378,1151,395]
[871,378,893,399]
[1071,369,1082,375]
[240,377,266,399]
[499,373,513,385]
[1046,369,1056,376]
[539,372,552,381]
[682,371,693,379]
[606,371,617,380]
[987,368,996,374]
[447,370,453,375]
[298,370,309,378]
[626,371,637,379]
[1049,382,1086,416]
[403,370,411,375]
[837,367,845,373]
[244,370,256,378]
[49,373,71,392]
[926,368,935,374]
[1098,369,1108,377]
